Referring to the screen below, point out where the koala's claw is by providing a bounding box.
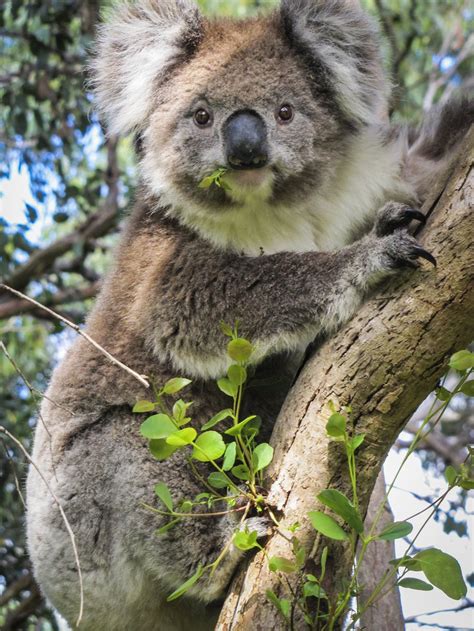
[403,209,426,225]
[412,245,437,267]
[375,202,427,236]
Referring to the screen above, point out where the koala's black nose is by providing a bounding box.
[224,110,268,170]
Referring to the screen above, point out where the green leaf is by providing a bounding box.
[308,511,349,541]
[445,465,457,486]
[133,400,156,413]
[217,378,238,398]
[172,399,192,424]
[231,464,250,480]
[167,564,204,601]
[317,489,364,534]
[220,321,234,337]
[140,414,176,439]
[208,472,230,489]
[162,377,192,395]
[460,380,474,397]
[198,175,215,189]
[303,582,327,599]
[268,556,297,573]
[449,350,474,372]
[192,431,226,462]
[233,529,259,551]
[241,416,262,438]
[227,338,253,362]
[376,521,413,541]
[320,546,328,578]
[149,439,178,461]
[435,386,452,401]
[397,577,433,591]
[154,482,173,511]
[349,434,365,451]
[326,413,346,438]
[225,415,257,436]
[227,364,247,386]
[156,518,180,535]
[389,556,422,572]
[252,443,274,472]
[222,442,237,471]
[166,428,197,446]
[266,590,290,621]
[415,548,467,600]
[202,408,233,431]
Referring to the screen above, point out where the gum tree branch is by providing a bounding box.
[217,132,474,630]
[0,136,120,294]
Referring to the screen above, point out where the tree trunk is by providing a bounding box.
[358,471,405,630]
[216,131,474,630]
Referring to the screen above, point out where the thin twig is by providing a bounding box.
[0,285,150,388]
[0,426,84,628]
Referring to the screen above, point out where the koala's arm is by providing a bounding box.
[153,204,432,378]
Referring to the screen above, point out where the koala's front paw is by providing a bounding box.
[240,515,272,539]
[374,202,426,237]
[379,230,437,270]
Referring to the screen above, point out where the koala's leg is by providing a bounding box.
[27,406,260,631]
[152,207,433,379]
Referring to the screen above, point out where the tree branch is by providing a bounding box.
[0,136,120,294]
[0,282,100,320]
[217,132,474,629]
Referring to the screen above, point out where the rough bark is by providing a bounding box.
[216,131,474,630]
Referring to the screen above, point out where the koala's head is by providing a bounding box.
[93,0,387,226]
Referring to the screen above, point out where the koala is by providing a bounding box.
[26,1,473,630]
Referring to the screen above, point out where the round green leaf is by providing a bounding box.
[149,439,177,461]
[269,556,297,573]
[233,529,259,551]
[326,413,346,438]
[192,431,226,462]
[231,464,250,480]
[449,350,474,372]
[227,364,247,386]
[308,511,349,540]
[460,380,474,397]
[140,414,176,439]
[227,338,253,362]
[217,378,238,398]
[166,428,197,446]
[252,443,274,472]
[208,472,230,488]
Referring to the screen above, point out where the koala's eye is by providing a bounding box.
[194,108,212,127]
[276,104,294,124]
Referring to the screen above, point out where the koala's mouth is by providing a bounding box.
[226,167,272,189]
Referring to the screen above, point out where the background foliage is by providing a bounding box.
[0,0,472,628]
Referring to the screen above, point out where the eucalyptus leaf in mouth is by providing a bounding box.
[198,167,231,191]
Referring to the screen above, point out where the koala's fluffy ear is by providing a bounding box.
[280,0,388,124]
[92,0,203,135]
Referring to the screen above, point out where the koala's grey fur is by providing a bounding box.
[26,1,473,629]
